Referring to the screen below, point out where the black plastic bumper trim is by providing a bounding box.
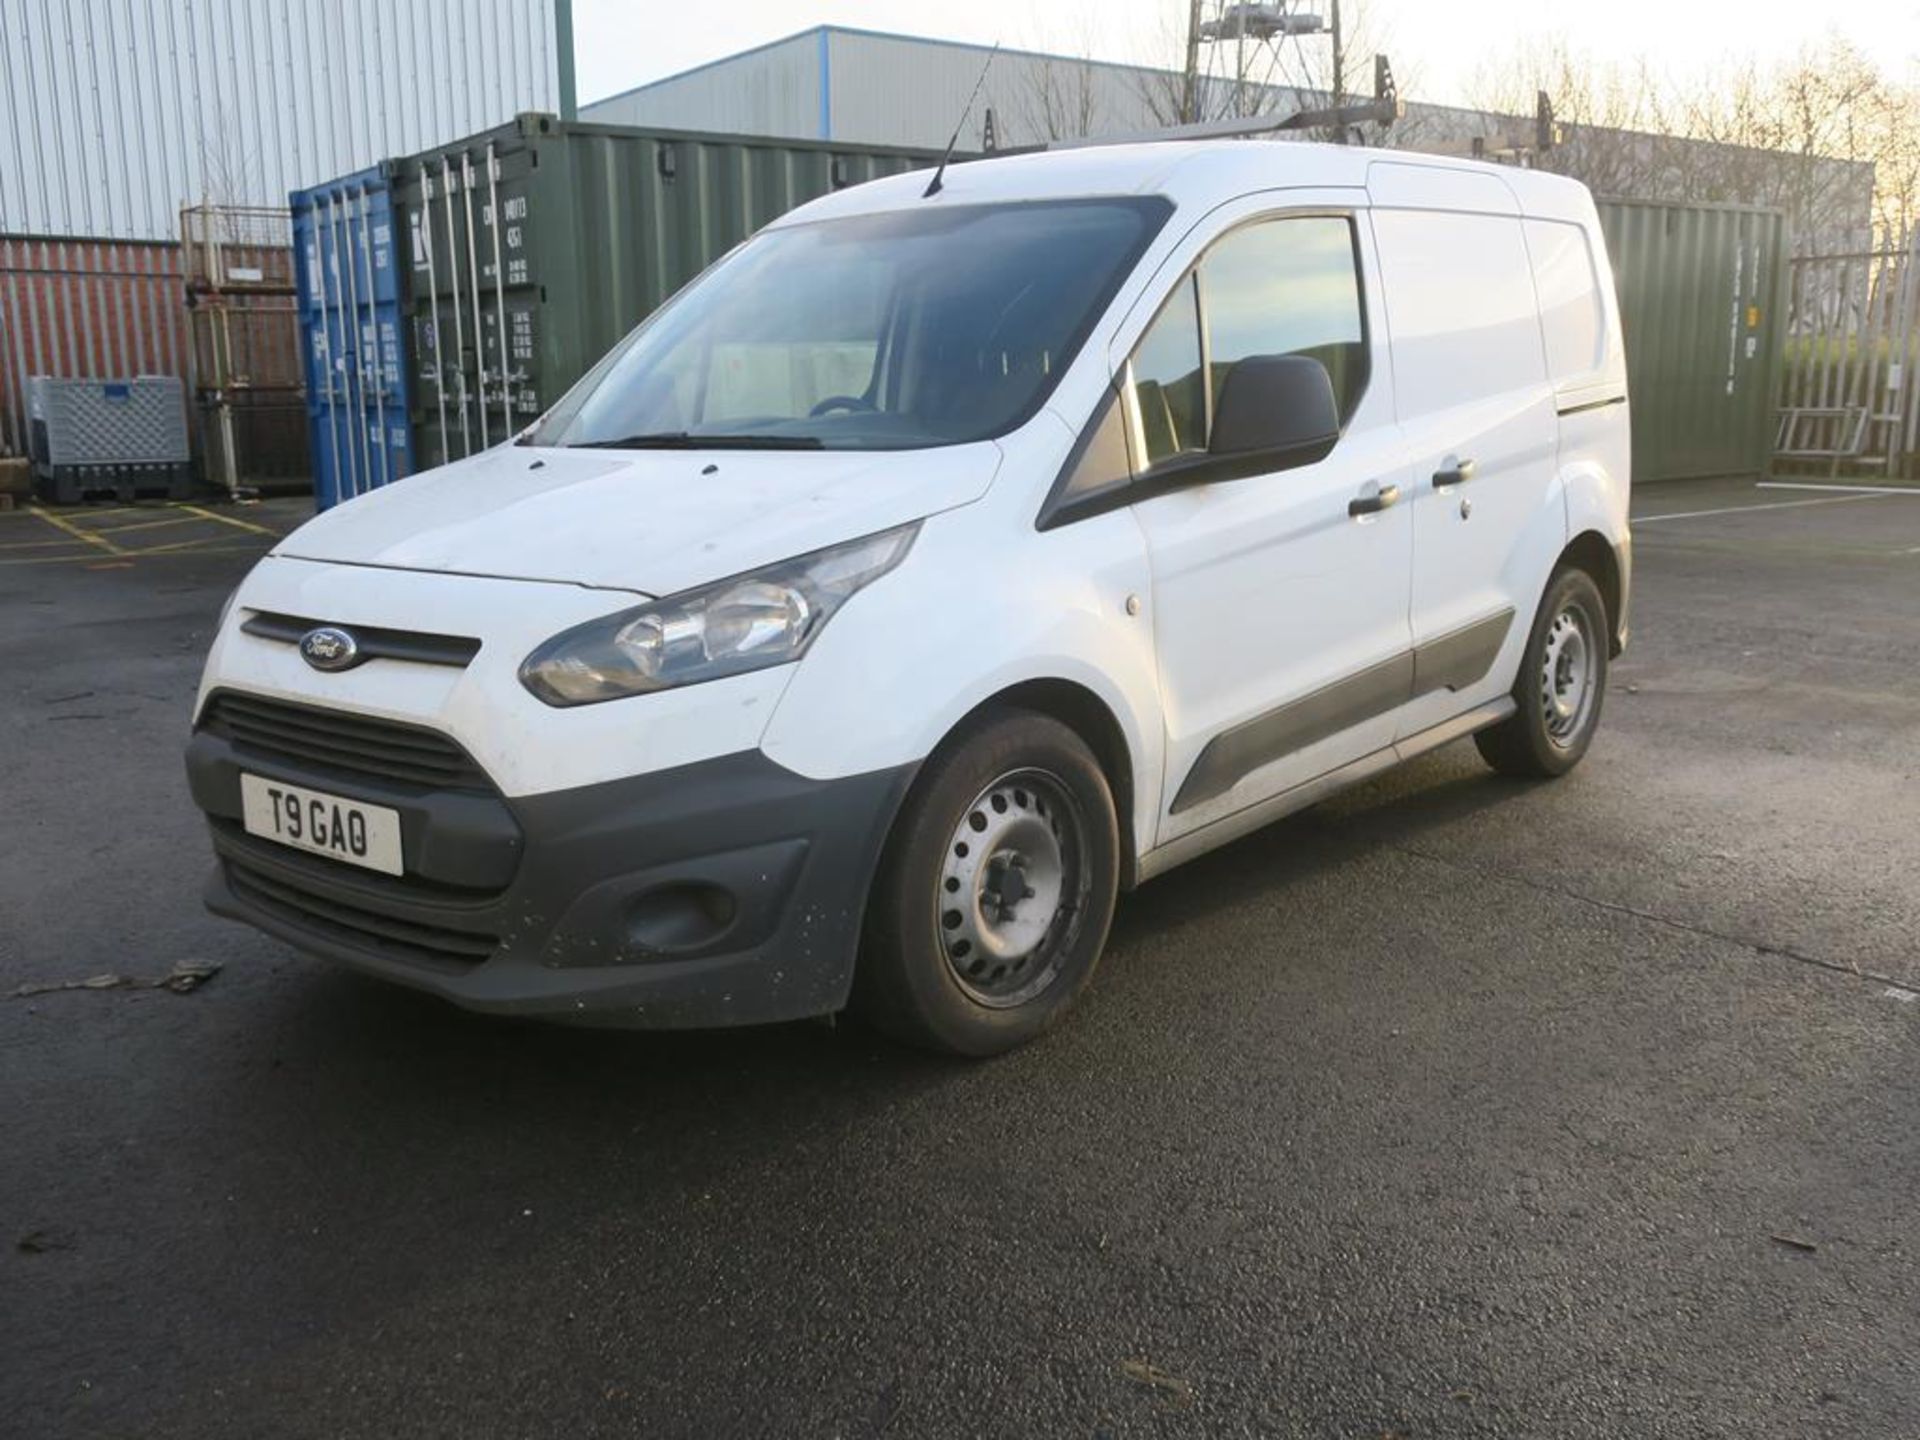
[195,742,917,1030]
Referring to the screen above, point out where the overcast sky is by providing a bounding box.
[574,1,1920,109]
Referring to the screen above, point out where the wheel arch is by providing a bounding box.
[1559,529,1627,656]
[907,678,1143,892]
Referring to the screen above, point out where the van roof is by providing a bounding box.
[775,139,1597,228]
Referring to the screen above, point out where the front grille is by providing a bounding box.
[224,856,498,973]
[200,691,493,792]
[241,611,482,669]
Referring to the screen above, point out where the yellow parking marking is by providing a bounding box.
[28,504,126,556]
[0,500,297,567]
[119,534,228,557]
[87,513,205,536]
[176,503,277,537]
[0,542,269,568]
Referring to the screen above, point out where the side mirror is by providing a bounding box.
[1208,354,1341,469]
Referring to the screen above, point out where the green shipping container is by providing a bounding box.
[391,113,942,471]
[1597,198,1786,483]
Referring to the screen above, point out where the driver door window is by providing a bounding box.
[1127,214,1369,467]
[1130,275,1207,466]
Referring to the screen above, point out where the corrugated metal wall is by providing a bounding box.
[0,0,564,462]
[824,30,1181,150]
[1598,199,1785,483]
[0,0,563,241]
[582,34,823,138]
[580,28,1191,150]
[0,238,189,459]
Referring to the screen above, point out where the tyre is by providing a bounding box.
[1474,566,1610,779]
[855,709,1121,1057]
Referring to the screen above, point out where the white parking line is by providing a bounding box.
[1634,493,1886,524]
[1756,481,1920,495]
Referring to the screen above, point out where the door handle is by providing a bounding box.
[1348,482,1401,518]
[1432,458,1477,489]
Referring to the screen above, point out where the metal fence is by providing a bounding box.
[1775,225,1920,478]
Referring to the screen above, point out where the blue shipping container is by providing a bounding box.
[291,166,414,510]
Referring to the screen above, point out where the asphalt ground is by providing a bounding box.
[2,479,1917,1438]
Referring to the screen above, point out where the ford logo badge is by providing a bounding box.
[299,625,361,672]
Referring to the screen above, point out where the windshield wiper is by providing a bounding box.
[568,431,824,451]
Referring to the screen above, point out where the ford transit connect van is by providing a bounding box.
[187,142,1629,1055]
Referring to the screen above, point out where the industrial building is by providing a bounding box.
[1,0,575,240]
[584,24,1872,236]
[0,0,577,465]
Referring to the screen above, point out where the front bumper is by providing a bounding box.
[187,722,915,1028]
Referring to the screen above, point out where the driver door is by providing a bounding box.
[1125,205,1416,840]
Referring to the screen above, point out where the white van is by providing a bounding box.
[187,142,1629,1055]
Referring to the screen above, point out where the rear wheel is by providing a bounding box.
[1475,566,1609,778]
[855,710,1120,1057]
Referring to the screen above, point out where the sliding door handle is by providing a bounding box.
[1348,482,1401,518]
[1432,458,1477,489]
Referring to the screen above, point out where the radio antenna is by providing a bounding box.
[924,43,999,198]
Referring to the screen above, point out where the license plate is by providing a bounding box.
[239,774,404,876]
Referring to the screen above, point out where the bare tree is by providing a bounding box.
[1472,37,1913,242]
[1018,31,1107,143]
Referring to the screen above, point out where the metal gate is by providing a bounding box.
[290,167,413,510]
[1775,225,1920,478]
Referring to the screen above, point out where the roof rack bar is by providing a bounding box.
[1045,55,1402,152]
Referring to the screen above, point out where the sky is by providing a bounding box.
[574,1,1920,110]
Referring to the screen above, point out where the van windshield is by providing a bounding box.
[525,197,1169,452]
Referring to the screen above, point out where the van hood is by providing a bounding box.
[274,442,1002,596]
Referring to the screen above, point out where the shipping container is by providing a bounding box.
[390,114,942,473]
[1597,198,1787,483]
[293,115,941,505]
[291,167,414,509]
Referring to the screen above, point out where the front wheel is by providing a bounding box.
[1475,566,1610,778]
[854,710,1120,1057]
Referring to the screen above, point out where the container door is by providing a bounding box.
[403,142,543,473]
[293,168,414,511]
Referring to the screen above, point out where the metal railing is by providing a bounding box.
[1776,225,1920,478]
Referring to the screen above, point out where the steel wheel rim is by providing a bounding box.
[1540,600,1597,747]
[936,768,1089,1008]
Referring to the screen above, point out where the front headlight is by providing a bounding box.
[519,522,919,707]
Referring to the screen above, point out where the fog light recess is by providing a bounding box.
[624,882,739,956]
